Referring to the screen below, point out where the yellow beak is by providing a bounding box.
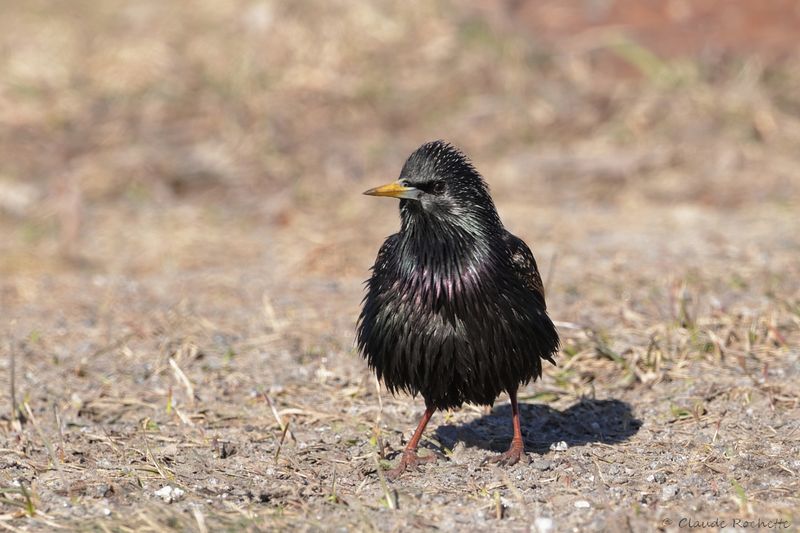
[363,181,421,200]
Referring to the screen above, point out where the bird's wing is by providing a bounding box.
[502,231,547,308]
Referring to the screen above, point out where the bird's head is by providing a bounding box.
[364,140,501,235]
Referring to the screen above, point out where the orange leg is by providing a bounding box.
[385,405,437,480]
[485,388,527,466]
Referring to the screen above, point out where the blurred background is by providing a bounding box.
[1,1,799,528]
[1,0,799,281]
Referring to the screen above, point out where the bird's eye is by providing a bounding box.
[432,182,445,194]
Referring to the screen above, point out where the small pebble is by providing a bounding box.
[654,472,667,484]
[550,441,568,452]
[154,485,186,503]
[533,517,554,533]
[94,484,112,498]
[533,459,553,471]
[661,484,679,500]
[450,442,469,464]
[574,500,591,509]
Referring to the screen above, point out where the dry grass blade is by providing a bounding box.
[373,377,386,459]
[140,422,172,481]
[191,506,208,533]
[0,520,26,532]
[22,403,68,490]
[7,336,16,426]
[373,453,396,511]
[274,420,291,463]
[262,391,295,442]
[169,357,195,406]
[172,405,195,427]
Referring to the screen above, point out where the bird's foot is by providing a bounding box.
[483,440,528,467]
[384,450,437,480]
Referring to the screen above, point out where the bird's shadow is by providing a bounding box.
[433,398,641,454]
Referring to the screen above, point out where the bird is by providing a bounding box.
[357,140,559,479]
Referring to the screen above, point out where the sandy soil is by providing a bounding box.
[1,1,799,531]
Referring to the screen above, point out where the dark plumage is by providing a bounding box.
[358,140,559,478]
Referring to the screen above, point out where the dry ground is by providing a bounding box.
[1,1,799,531]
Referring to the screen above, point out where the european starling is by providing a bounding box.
[358,140,559,479]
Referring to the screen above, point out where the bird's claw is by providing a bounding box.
[483,443,528,467]
[384,450,437,480]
